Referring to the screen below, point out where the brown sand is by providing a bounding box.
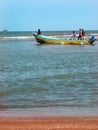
[0,117,98,130]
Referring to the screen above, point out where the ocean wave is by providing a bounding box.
[90,33,98,36]
[0,36,34,41]
[0,34,98,41]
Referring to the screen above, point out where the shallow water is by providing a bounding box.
[0,31,98,117]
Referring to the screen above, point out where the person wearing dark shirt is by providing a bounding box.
[37,29,41,35]
[78,29,82,40]
[82,29,85,40]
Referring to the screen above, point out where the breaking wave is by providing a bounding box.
[0,36,34,41]
[0,31,98,41]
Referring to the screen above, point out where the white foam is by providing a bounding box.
[0,36,34,41]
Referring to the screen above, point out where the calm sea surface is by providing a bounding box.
[0,31,98,117]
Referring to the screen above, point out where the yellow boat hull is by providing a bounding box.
[33,33,96,45]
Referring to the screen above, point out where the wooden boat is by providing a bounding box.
[33,32,96,45]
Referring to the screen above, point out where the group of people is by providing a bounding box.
[37,28,85,41]
[71,29,85,40]
[78,29,85,40]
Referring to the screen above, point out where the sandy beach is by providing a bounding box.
[0,116,98,130]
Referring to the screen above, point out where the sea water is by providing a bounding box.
[0,30,98,117]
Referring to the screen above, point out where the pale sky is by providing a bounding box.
[0,0,98,31]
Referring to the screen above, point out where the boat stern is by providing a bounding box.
[88,35,96,44]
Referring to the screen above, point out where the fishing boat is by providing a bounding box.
[33,32,96,45]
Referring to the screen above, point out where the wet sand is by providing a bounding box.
[0,117,98,130]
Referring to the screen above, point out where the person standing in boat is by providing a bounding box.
[37,29,41,35]
[78,29,82,40]
[71,31,76,40]
[82,29,85,40]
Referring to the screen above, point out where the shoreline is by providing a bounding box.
[0,116,98,130]
[0,109,98,130]
[0,107,98,118]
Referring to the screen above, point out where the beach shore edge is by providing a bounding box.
[0,116,98,130]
